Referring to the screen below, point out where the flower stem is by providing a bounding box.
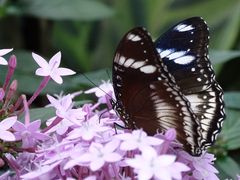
[22,95,30,125]
[111,163,120,180]
[42,116,63,133]
[27,76,51,106]
[3,55,17,91]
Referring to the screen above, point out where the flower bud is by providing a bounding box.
[8,55,17,69]
[0,88,5,101]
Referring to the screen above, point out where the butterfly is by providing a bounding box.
[112,17,225,156]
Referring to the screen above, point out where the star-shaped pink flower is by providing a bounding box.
[126,147,190,180]
[180,151,219,180]
[115,129,163,151]
[47,94,86,125]
[0,116,17,141]
[66,115,110,141]
[85,80,114,98]
[0,48,13,65]
[65,140,122,171]
[32,52,75,84]
[13,120,50,148]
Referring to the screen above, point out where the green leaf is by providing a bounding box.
[52,23,93,71]
[224,92,240,109]
[19,107,55,123]
[221,108,240,150]
[212,4,240,49]
[210,50,240,65]
[75,100,92,107]
[216,156,240,179]
[210,50,240,75]
[10,0,114,20]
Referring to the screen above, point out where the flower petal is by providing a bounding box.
[90,159,104,171]
[103,139,120,153]
[61,94,73,110]
[32,132,50,140]
[56,124,69,135]
[12,121,26,131]
[49,51,61,68]
[36,68,50,76]
[32,52,49,68]
[0,131,16,141]
[120,141,137,151]
[104,153,122,162]
[21,161,61,179]
[57,68,76,76]
[0,57,8,65]
[0,48,13,56]
[155,168,172,180]
[125,156,144,169]
[77,153,92,162]
[157,155,176,167]
[0,116,17,130]
[115,133,132,140]
[47,95,61,109]
[137,167,154,180]
[27,120,41,131]
[50,73,63,84]
[85,87,98,94]
[147,136,164,144]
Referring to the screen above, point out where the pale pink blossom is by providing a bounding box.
[0,48,13,65]
[32,52,75,84]
[180,151,219,180]
[47,94,86,125]
[115,129,163,150]
[0,116,17,141]
[85,80,114,98]
[13,120,49,148]
[66,115,110,141]
[126,147,190,180]
[65,140,122,171]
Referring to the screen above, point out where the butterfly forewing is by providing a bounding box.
[112,27,202,155]
[155,17,225,150]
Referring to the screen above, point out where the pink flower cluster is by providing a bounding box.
[0,49,220,180]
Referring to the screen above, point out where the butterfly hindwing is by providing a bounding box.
[155,17,225,150]
[112,27,202,155]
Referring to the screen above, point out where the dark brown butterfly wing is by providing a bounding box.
[112,27,202,155]
[155,17,225,150]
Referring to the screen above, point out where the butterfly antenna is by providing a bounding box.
[80,72,113,100]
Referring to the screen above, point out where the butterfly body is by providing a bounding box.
[112,17,225,156]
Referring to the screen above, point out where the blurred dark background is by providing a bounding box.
[0,0,239,179]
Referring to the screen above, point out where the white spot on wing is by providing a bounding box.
[124,58,135,67]
[114,53,120,62]
[175,24,195,32]
[118,56,126,65]
[156,48,163,53]
[168,51,186,60]
[131,61,146,69]
[127,34,141,41]
[160,49,174,58]
[174,55,195,64]
[140,65,157,74]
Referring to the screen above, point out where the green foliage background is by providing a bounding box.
[0,0,239,178]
